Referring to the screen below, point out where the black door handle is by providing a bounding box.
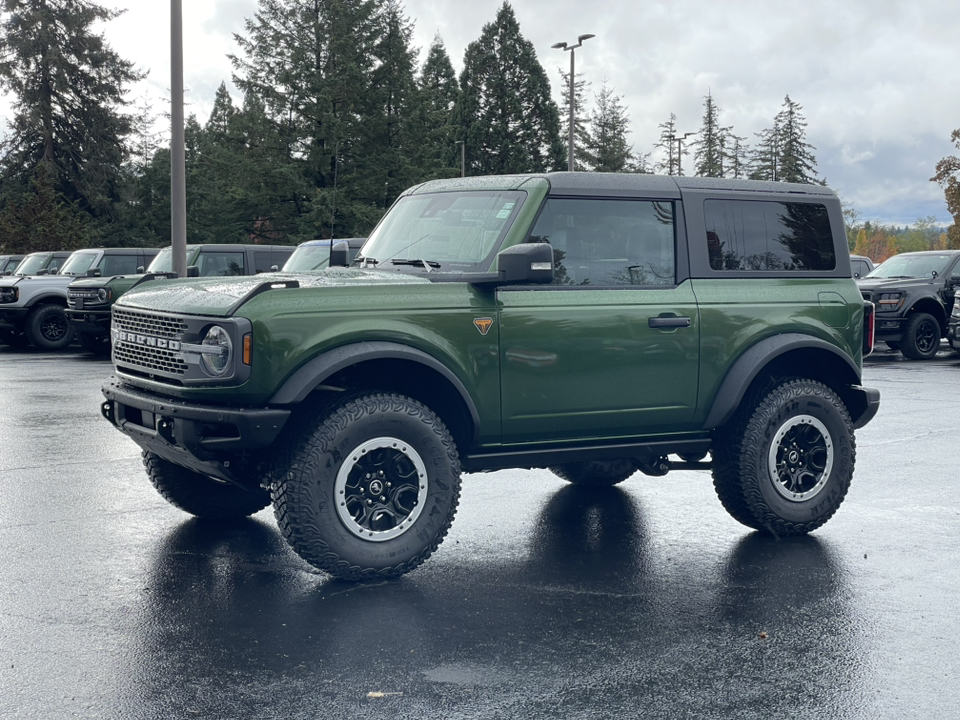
[649,316,691,329]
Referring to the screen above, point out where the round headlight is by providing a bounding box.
[200,325,233,376]
[96,288,109,303]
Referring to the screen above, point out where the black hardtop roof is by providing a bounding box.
[410,172,835,198]
[70,246,162,255]
[192,243,294,251]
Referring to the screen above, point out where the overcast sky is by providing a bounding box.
[24,0,960,227]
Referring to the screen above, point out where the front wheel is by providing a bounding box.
[900,312,940,360]
[271,393,462,581]
[143,452,272,518]
[711,378,855,536]
[26,304,75,350]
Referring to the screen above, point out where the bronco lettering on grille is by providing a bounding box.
[115,330,182,352]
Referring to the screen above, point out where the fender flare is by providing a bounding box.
[702,333,861,430]
[22,292,68,310]
[268,340,481,432]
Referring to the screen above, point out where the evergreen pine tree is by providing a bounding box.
[417,34,461,179]
[692,92,726,178]
[654,113,684,175]
[776,95,819,184]
[584,80,633,172]
[456,2,564,175]
[725,134,750,179]
[0,0,143,246]
[557,69,590,170]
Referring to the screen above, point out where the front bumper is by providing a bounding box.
[872,314,905,342]
[101,378,291,482]
[66,308,111,333]
[0,306,28,330]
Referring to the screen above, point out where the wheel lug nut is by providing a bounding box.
[380,496,386,502]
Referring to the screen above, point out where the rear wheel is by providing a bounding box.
[711,378,855,535]
[900,312,940,360]
[271,392,462,581]
[143,451,271,518]
[26,304,75,350]
[550,460,635,486]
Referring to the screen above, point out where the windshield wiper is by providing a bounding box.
[391,258,441,270]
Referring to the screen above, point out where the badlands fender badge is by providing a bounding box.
[473,317,493,336]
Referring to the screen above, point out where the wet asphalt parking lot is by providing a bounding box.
[1,343,958,719]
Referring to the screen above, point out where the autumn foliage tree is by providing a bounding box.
[932,128,960,249]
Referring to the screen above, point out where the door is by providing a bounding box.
[498,196,700,444]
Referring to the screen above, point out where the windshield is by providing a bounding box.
[865,253,955,279]
[14,253,51,275]
[59,251,100,276]
[358,190,526,272]
[146,246,198,273]
[283,242,332,272]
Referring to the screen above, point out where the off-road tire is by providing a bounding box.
[271,392,462,581]
[711,378,855,536]
[550,460,635,486]
[900,312,940,360]
[143,451,271,518]
[26,304,75,350]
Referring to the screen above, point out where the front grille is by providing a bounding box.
[69,288,99,300]
[113,308,189,376]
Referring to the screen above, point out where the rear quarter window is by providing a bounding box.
[704,199,835,272]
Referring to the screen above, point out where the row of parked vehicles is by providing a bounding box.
[0,239,364,352]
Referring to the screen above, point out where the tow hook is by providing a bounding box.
[157,417,175,444]
[101,401,114,423]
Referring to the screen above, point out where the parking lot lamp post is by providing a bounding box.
[170,0,187,277]
[552,34,595,172]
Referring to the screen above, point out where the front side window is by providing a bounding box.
[283,243,331,272]
[58,252,100,276]
[16,253,51,275]
[705,200,835,272]
[359,191,526,272]
[196,251,245,276]
[98,254,140,276]
[529,197,676,286]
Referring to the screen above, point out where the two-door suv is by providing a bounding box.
[101,173,879,581]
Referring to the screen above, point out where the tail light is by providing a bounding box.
[863,301,875,357]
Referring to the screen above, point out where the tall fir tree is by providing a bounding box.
[556,69,590,170]
[584,80,633,172]
[776,95,819,184]
[0,0,143,248]
[654,113,683,175]
[231,0,381,239]
[692,92,726,178]
[456,2,564,175]
[416,34,461,179]
[750,95,819,184]
[725,133,750,179]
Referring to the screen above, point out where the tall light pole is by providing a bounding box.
[667,132,696,176]
[170,0,187,277]
[552,34,595,172]
[454,140,465,178]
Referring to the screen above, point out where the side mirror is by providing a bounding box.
[186,265,200,278]
[136,266,144,274]
[270,265,279,272]
[496,243,554,284]
[36,269,48,275]
[330,241,350,268]
[86,268,101,277]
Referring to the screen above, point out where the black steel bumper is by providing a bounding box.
[851,386,881,430]
[101,379,291,482]
[66,308,110,333]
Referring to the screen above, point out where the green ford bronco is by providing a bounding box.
[101,173,879,580]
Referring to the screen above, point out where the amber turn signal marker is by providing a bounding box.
[243,334,252,365]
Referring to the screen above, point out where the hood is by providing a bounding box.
[70,273,144,289]
[117,267,432,316]
[857,276,938,292]
[2,273,74,288]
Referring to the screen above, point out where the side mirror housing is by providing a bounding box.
[86,268,101,277]
[330,241,350,268]
[186,265,200,278]
[496,243,554,284]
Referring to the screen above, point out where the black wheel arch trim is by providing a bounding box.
[702,333,869,430]
[268,341,482,440]
[24,294,68,309]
